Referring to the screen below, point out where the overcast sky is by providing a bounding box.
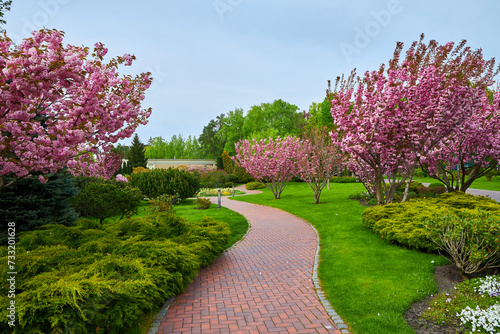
[3,0,500,144]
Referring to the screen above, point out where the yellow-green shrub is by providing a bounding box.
[0,212,229,333]
[245,181,266,190]
[362,192,500,251]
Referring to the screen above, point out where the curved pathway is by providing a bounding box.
[157,188,347,333]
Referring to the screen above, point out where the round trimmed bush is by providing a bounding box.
[362,192,500,251]
[130,168,200,199]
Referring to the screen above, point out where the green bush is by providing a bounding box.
[330,176,359,183]
[348,191,373,201]
[417,186,446,197]
[0,212,230,333]
[198,170,236,188]
[245,181,266,190]
[428,182,446,188]
[414,168,428,178]
[396,181,424,193]
[195,198,211,210]
[424,211,500,274]
[485,169,498,181]
[71,182,143,224]
[362,192,500,251]
[130,168,200,199]
[149,194,178,214]
[234,165,253,183]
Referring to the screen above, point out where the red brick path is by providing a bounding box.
[158,194,343,334]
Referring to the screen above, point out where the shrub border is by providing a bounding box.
[147,215,252,334]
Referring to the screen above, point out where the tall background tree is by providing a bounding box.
[127,134,147,168]
[0,29,152,191]
[242,99,305,140]
[0,0,12,30]
[146,135,202,159]
[198,114,226,159]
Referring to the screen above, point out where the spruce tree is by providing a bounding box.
[0,171,79,242]
[127,134,148,168]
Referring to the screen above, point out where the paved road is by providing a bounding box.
[156,189,348,334]
[466,188,500,202]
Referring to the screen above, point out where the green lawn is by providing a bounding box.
[134,199,248,249]
[176,199,249,249]
[414,175,500,191]
[231,182,447,334]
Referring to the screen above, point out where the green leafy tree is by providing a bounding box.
[307,96,335,130]
[111,143,130,159]
[127,134,147,168]
[218,108,247,155]
[0,0,12,28]
[243,99,305,139]
[146,135,202,159]
[199,114,226,158]
[0,171,79,241]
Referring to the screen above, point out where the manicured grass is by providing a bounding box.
[176,199,249,249]
[231,182,447,334]
[415,175,500,191]
[133,199,248,249]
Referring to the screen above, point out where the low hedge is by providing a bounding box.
[362,192,500,251]
[0,212,230,333]
[330,176,359,183]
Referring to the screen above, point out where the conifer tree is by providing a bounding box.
[127,134,148,168]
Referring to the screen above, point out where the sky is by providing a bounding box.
[3,0,500,145]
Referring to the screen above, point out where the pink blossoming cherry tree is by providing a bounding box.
[234,136,302,199]
[330,34,500,204]
[295,127,343,204]
[0,29,152,191]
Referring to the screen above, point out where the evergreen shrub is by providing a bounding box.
[130,168,200,199]
[195,198,211,210]
[0,212,230,333]
[362,192,500,251]
[245,181,266,190]
[71,182,143,224]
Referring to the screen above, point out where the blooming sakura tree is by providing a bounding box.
[234,136,301,199]
[295,127,343,204]
[421,89,500,192]
[0,29,152,191]
[330,35,500,204]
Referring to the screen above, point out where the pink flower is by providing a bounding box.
[116,174,128,183]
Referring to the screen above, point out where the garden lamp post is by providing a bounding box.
[217,187,221,209]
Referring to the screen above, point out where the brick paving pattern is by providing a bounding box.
[158,193,344,334]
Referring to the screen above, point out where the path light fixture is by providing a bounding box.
[217,187,221,209]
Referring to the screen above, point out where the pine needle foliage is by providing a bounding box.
[0,212,230,333]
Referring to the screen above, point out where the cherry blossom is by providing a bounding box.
[0,29,152,191]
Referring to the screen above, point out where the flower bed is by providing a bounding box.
[196,188,245,197]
